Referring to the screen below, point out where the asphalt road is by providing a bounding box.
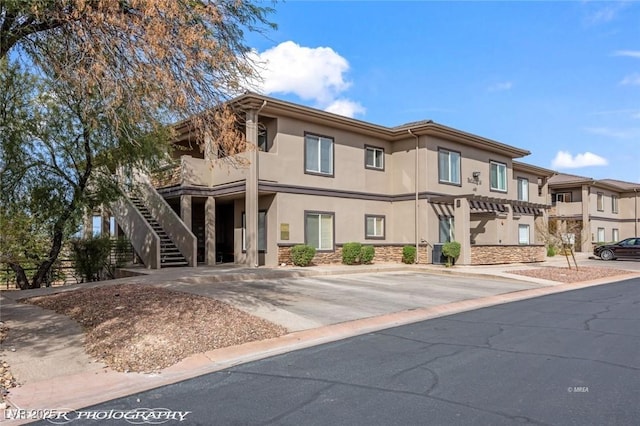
[51,277,640,426]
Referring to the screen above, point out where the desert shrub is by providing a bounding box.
[360,245,375,264]
[342,242,362,265]
[546,245,556,257]
[402,245,416,264]
[112,236,133,267]
[290,244,316,267]
[442,241,461,267]
[70,236,112,282]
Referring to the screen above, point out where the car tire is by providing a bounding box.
[600,249,615,261]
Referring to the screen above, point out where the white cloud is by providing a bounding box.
[620,73,640,86]
[487,81,513,92]
[613,50,640,58]
[585,127,640,138]
[585,2,629,25]
[551,151,609,169]
[248,41,364,117]
[324,99,366,118]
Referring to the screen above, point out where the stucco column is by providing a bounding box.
[581,184,590,252]
[504,205,514,245]
[205,196,216,265]
[203,134,217,160]
[245,109,259,267]
[180,195,192,231]
[83,210,93,239]
[454,198,471,265]
[101,206,111,236]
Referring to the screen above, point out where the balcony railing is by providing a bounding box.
[151,161,181,188]
[151,155,250,189]
[550,201,582,216]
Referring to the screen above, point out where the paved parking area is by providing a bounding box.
[153,272,544,331]
[582,256,640,271]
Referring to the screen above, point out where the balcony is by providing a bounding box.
[151,155,249,189]
[550,201,582,217]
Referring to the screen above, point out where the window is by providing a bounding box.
[365,146,384,170]
[612,195,619,214]
[490,161,507,191]
[242,211,266,251]
[597,192,604,211]
[439,216,454,243]
[438,149,461,184]
[555,192,572,203]
[305,212,334,251]
[365,215,385,239]
[597,227,605,242]
[613,228,619,242]
[518,224,530,245]
[517,178,529,202]
[305,134,333,175]
[258,126,267,151]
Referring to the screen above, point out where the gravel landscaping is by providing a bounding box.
[25,284,288,373]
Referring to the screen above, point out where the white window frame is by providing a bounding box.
[438,149,461,185]
[517,178,529,202]
[612,228,619,242]
[242,211,266,252]
[305,212,334,251]
[490,161,507,192]
[305,134,334,176]
[365,146,384,170]
[555,192,572,203]
[597,192,604,212]
[612,195,619,214]
[365,215,385,239]
[597,227,605,242]
[518,224,530,245]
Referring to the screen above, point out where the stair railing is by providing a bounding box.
[110,196,161,269]
[135,174,197,267]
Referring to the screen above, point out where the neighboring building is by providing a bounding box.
[548,173,640,252]
[112,93,554,268]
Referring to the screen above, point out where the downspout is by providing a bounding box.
[252,100,267,267]
[408,129,419,263]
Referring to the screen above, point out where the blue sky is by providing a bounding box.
[246,1,640,183]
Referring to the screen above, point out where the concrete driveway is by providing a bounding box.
[152,271,544,331]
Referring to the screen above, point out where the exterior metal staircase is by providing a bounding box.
[129,196,189,267]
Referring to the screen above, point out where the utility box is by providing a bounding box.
[432,243,447,264]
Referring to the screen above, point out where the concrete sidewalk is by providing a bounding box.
[1,255,639,424]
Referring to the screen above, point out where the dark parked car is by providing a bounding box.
[594,237,640,260]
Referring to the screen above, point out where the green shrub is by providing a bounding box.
[402,245,416,264]
[112,236,133,267]
[442,241,461,267]
[546,245,556,257]
[360,245,375,264]
[342,242,362,265]
[70,236,112,282]
[290,244,316,267]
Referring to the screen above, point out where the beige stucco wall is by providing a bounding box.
[260,117,393,194]
[275,193,395,246]
[421,136,514,197]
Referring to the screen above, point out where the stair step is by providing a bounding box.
[161,262,189,268]
[127,193,189,268]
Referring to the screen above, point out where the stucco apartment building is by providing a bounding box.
[112,93,554,268]
[548,173,640,252]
